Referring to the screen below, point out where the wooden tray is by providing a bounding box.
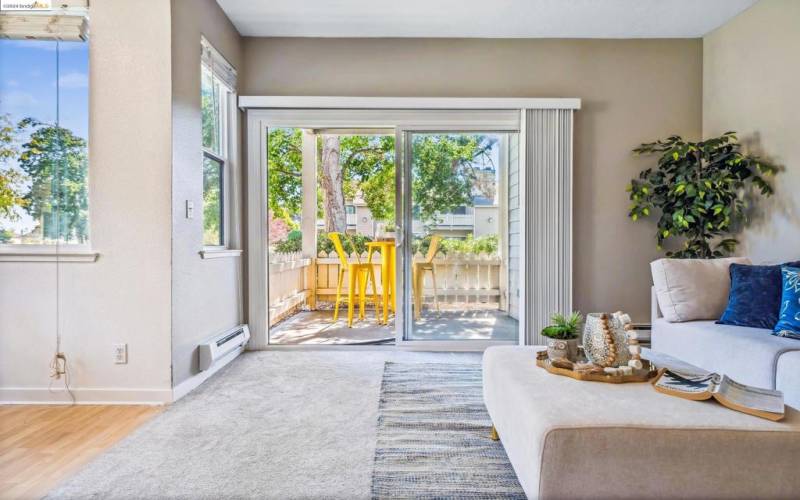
[536,351,657,384]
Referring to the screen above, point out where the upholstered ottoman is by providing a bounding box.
[483,346,800,499]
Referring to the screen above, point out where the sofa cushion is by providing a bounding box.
[651,257,750,322]
[777,351,800,410]
[651,318,800,390]
[719,262,800,329]
[774,266,800,340]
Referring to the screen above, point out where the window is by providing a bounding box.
[0,37,90,247]
[201,38,236,248]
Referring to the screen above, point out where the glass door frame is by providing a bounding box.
[244,106,530,349]
[394,126,522,349]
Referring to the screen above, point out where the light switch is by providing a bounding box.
[186,200,194,219]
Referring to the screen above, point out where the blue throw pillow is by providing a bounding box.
[774,266,800,340]
[718,262,800,329]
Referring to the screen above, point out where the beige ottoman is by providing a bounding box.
[483,346,800,499]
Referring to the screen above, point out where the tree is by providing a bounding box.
[628,132,777,258]
[18,121,89,243]
[265,130,493,235]
[0,113,28,221]
[339,134,395,221]
[319,135,347,232]
[411,134,496,227]
[267,128,303,225]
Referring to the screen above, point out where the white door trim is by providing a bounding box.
[239,96,580,111]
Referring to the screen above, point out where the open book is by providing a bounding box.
[652,369,785,421]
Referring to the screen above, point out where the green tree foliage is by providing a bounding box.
[267,128,303,223]
[339,135,395,221]
[267,131,493,234]
[18,120,89,243]
[0,113,28,221]
[202,156,223,245]
[411,134,496,227]
[628,132,777,258]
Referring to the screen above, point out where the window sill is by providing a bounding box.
[200,249,243,260]
[0,251,99,263]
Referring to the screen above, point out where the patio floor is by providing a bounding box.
[269,304,518,345]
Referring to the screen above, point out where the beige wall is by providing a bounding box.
[0,0,174,402]
[242,38,703,321]
[704,0,800,263]
[171,0,243,386]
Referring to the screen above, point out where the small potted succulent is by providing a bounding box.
[541,312,583,362]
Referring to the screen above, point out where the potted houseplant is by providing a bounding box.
[541,312,583,361]
[627,132,777,258]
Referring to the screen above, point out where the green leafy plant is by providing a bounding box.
[414,234,498,256]
[316,231,373,255]
[628,132,777,258]
[540,311,583,340]
[273,229,302,253]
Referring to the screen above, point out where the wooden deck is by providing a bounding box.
[269,305,518,344]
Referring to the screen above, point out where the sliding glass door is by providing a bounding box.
[398,131,520,343]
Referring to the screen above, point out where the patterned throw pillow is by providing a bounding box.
[774,266,800,340]
[719,262,800,329]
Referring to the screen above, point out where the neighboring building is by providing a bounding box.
[317,194,499,239]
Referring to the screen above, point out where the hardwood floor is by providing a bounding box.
[0,405,161,500]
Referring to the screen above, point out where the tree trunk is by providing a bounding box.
[319,135,346,233]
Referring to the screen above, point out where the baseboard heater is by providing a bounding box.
[198,324,250,371]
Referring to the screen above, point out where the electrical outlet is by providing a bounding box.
[114,343,128,364]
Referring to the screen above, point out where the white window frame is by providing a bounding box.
[200,37,238,255]
[0,34,95,262]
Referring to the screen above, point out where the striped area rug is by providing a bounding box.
[371,362,525,499]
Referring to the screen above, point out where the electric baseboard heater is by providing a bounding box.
[198,324,250,371]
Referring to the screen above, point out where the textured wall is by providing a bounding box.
[704,0,800,263]
[241,37,703,321]
[171,0,244,386]
[0,0,174,402]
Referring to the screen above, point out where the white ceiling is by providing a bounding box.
[217,0,758,39]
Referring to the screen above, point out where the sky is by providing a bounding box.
[0,39,88,138]
[0,39,89,235]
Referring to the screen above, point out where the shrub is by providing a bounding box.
[437,234,499,255]
[317,231,373,255]
[273,229,302,253]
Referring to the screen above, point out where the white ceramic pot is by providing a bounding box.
[546,338,579,362]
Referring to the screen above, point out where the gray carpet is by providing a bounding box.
[371,362,524,499]
[47,350,482,499]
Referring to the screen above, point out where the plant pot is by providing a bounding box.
[546,338,579,362]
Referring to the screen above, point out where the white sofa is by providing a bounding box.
[651,287,800,410]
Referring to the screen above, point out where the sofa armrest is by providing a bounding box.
[651,286,663,323]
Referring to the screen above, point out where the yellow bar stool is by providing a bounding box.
[366,240,396,325]
[413,235,442,320]
[329,232,381,327]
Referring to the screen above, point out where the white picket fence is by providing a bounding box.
[267,250,504,323]
[267,251,311,325]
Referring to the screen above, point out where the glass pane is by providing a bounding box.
[266,129,397,345]
[407,132,519,341]
[202,155,223,246]
[267,128,303,255]
[0,39,89,245]
[201,65,219,154]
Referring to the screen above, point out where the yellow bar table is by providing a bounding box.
[366,239,395,325]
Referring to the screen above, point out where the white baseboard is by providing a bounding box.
[0,387,172,405]
[171,345,245,402]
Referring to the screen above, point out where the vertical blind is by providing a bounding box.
[524,108,574,346]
